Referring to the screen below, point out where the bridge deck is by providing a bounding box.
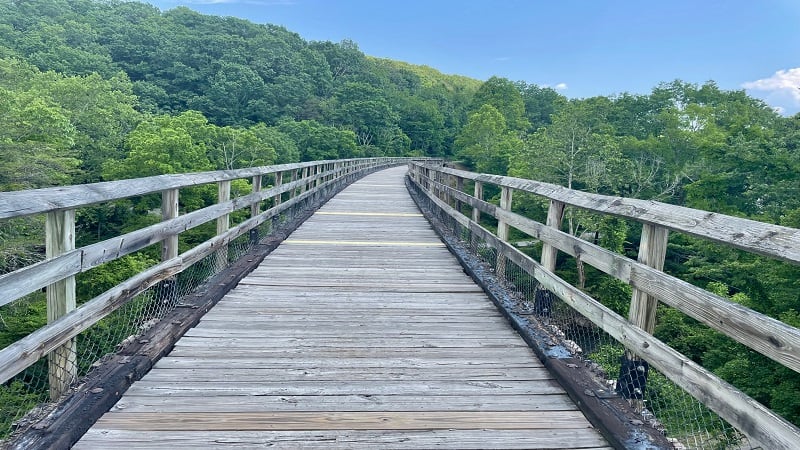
[75,167,609,449]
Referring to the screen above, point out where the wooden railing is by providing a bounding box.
[408,162,800,450]
[0,157,419,405]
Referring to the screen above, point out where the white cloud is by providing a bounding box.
[554,82,568,90]
[742,68,800,103]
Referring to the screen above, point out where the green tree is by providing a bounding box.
[470,76,529,132]
[455,104,522,174]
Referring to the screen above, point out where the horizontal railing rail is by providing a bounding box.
[0,157,432,441]
[408,161,800,450]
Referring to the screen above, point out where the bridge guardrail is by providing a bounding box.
[408,161,800,450]
[0,157,429,441]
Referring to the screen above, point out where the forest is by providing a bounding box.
[0,0,799,434]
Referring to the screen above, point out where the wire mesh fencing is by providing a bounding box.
[407,175,756,450]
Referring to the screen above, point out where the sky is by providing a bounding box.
[144,0,800,116]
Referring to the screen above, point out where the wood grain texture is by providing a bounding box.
[75,166,607,449]
[75,430,611,449]
[417,163,800,264]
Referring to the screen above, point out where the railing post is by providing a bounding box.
[160,188,180,309]
[496,186,513,277]
[250,175,262,244]
[290,169,298,198]
[46,209,77,400]
[215,180,231,272]
[617,223,669,403]
[300,167,309,194]
[273,171,283,207]
[161,189,179,261]
[541,200,565,272]
[447,174,456,208]
[455,176,464,214]
[472,181,483,223]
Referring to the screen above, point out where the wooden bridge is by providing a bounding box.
[73,166,608,448]
[1,158,800,449]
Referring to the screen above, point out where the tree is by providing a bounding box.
[511,99,628,287]
[278,120,359,161]
[517,81,566,131]
[455,104,522,174]
[470,76,529,132]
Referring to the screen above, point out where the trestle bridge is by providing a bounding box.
[1,158,799,449]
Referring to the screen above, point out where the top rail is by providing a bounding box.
[0,158,440,220]
[429,165,800,265]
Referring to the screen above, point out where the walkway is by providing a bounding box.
[75,166,609,449]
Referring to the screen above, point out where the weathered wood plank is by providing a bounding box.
[151,357,544,370]
[139,367,554,382]
[91,411,592,431]
[75,429,610,450]
[111,393,573,413]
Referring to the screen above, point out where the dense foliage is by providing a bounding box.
[0,0,798,433]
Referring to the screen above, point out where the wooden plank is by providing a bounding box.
[164,347,540,359]
[75,429,610,450]
[110,393,574,413]
[90,411,592,431]
[172,337,528,348]
[122,380,564,397]
[139,367,554,382]
[150,357,546,370]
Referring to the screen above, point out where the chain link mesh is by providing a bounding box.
[408,174,756,450]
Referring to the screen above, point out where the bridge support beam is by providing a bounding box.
[46,209,77,400]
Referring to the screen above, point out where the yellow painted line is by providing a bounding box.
[316,212,423,217]
[284,239,445,247]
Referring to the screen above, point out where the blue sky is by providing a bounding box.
[144,0,800,115]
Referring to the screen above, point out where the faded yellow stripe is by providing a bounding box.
[316,212,422,217]
[284,239,445,247]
